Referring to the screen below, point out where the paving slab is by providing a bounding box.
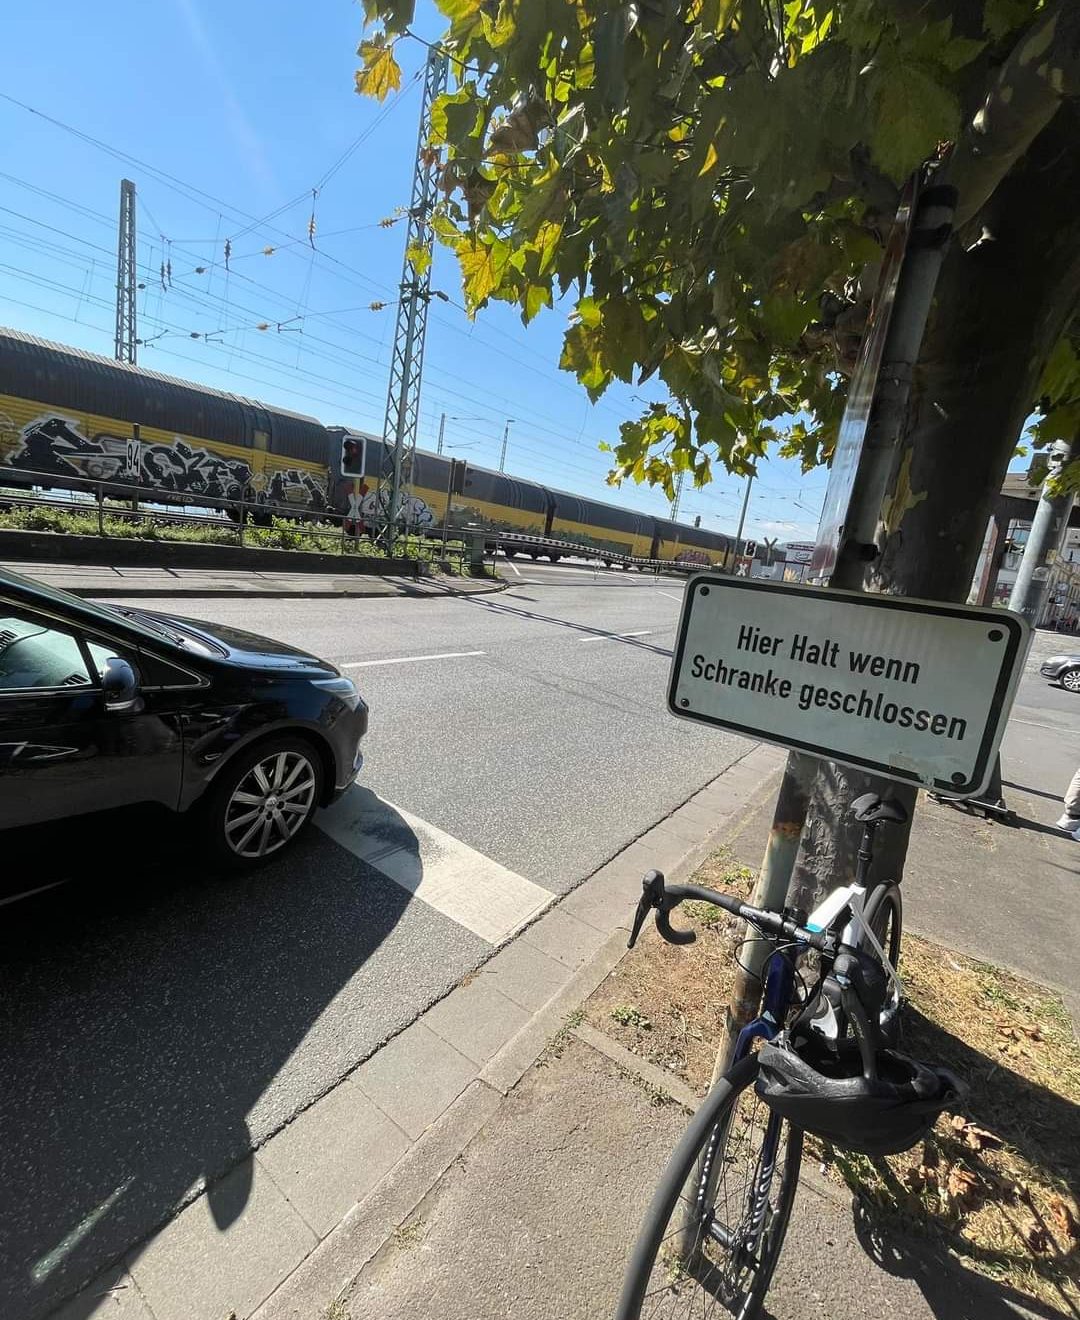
[49,1265,153,1320]
[477,939,574,1012]
[351,1023,477,1140]
[422,977,532,1065]
[256,1080,411,1239]
[520,906,609,969]
[125,1159,316,1320]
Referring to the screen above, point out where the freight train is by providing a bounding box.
[0,327,732,566]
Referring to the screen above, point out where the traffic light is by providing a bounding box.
[451,458,468,494]
[340,433,366,477]
[693,515,701,528]
[743,540,757,560]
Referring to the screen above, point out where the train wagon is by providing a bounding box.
[0,327,331,511]
[652,516,732,568]
[329,431,553,539]
[0,328,735,563]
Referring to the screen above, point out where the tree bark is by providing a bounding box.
[788,105,1080,911]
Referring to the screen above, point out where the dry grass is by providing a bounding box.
[585,848,1080,1311]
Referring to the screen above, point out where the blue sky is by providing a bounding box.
[1,0,871,545]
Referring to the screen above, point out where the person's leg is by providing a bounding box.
[1055,767,1080,832]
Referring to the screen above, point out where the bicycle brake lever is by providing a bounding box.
[628,869,665,949]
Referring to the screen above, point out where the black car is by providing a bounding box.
[1039,652,1080,692]
[0,566,367,872]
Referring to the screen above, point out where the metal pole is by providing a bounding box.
[436,412,446,456]
[732,473,753,570]
[442,458,456,553]
[379,47,449,554]
[498,418,513,473]
[114,179,137,365]
[1008,435,1080,624]
[670,470,685,521]
[709,182,958,1087]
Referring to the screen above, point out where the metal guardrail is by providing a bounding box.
[0,468,478,569]
[0,469,706,577]
[482,529,705,575]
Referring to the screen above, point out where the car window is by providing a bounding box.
[0,613,92,691]
[85,637,136,679]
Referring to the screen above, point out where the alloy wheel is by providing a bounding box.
[223,749,317,859]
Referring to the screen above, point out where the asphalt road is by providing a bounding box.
[0,561,755,1320]
[4,564,1078,1320]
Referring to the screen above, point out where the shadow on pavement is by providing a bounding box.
[0,803,418,1320]
[464,593,674,656]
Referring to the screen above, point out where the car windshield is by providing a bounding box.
[0,567,189,649]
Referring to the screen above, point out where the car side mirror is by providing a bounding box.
[102,656,141,711]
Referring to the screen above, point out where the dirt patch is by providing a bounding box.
[585,847,1080,1311]
[584,851,753,1095]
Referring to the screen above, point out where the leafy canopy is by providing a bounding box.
[358,0,1073,499]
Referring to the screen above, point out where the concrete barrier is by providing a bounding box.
[0,530,420,578]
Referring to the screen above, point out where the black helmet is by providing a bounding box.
[756,1036,965,1156]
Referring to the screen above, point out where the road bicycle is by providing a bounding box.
[614,793,907,1320]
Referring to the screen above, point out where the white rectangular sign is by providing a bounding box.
[668,576,1029,796]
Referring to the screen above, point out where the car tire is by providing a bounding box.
[1061,668,1080,693]
[201,736,324,870]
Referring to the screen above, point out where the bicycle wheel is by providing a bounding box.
[615,1054,803,1320]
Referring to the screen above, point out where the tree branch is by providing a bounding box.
[944,0,1080,229]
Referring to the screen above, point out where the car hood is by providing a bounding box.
[137,610,341,676]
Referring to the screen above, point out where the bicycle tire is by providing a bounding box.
[863,882,902,967]
[615,1054,803,1320]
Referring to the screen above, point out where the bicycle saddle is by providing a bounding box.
[851,793,908,825]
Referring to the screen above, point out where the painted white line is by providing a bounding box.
[316,789,554,944]
[657,590,684,602]
[505,559,522,577]
[341,650,485,669]
[577,629,656,644]
[1010,716,1070,732]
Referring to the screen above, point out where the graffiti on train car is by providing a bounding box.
[2,413,328,509]
[357,487,435,527]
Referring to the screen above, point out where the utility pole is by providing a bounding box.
[498,418,513,473]
[670,470,685,521]
[1008,436,1080,624]
[379,46,449,550]
[114,178,137,364]
[436,412,446,456]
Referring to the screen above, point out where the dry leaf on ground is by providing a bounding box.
[1048,1196,1079,1243]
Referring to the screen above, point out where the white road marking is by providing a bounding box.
[657,590,684,602]
[341,651,486,669]
[577,629,656,644]
[317,789,554,944]
[505,559,522,577]
[1010,716,1070,732]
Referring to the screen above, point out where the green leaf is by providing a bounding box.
[405,241,431,276]
[532,219,563,275]
[522,281,552,324]
[867,58,960,180]
[458,238,510,308]
[982,0,1036,41]
[430,89,483,145]
[355,38,402,102]
[1039,336,1080,404]
[438,0,482,19]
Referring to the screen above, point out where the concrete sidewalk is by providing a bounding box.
[1,560,505,599]
[53,738,1071,1320]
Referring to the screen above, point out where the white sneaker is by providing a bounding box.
[1055,814,1078,832]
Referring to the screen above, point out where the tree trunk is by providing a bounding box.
[788,106,1080,911]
